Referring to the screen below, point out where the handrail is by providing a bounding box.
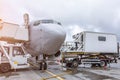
[0,43,14,68]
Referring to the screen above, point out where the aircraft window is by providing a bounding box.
[57,22,61,25]
[33,21,40,26]
[41,20,54,23]
[33,20,61,26]
[13,47,24,56]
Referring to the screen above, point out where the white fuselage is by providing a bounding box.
[27,20,66,56]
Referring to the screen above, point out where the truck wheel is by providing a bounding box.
[100,60,107,67]
[72,61,78,68]
[72,61,78,73]
[0,63,11,73]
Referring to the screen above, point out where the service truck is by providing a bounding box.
[0,42,30,72]
[61,31,119,71]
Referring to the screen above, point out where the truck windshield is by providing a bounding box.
[13,47,24,56]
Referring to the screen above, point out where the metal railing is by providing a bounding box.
[61,41,84,52]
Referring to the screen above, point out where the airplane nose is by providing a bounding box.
[39,24,66,55]
[29,22,66,56]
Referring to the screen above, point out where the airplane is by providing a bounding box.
[0,13,66,70]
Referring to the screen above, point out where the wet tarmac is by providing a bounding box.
[0,60,120,80]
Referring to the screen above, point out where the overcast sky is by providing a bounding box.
[0,0,120,41]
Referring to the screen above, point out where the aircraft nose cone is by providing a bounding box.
[29,23,66,55]
[40,24,66,55]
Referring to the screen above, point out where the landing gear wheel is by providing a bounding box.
[39,61,47,70]
[39,62,42,70]
[0,63,11,73]
[44,62,47,70]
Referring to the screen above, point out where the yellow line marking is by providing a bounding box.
[45,70,64,80]
[41,70,71,80]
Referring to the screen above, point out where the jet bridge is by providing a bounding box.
[0,22,29,43]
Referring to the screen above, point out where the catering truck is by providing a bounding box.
[61,31,119,71]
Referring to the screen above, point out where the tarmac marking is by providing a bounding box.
[41,70,71,80]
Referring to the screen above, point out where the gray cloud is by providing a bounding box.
[0,0,120,41]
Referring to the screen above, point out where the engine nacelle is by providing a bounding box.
[54,50,61,57]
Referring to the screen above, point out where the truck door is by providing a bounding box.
[12,46,27,65]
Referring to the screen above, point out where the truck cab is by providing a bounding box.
[0,42,30,72]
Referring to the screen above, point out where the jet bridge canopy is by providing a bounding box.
[0,22,29,43]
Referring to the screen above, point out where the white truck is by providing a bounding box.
[0,42,30,72]
[73,31,117,54]
[61,31,119,71]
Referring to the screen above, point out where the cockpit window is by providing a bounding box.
[33,21,40,26]
[33,20,61,26]
[41,20,54,23]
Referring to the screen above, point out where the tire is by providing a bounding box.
[44,62,47,70]
[71,61,78,73]
[0,63,11,73]
[72,61,78,68]
[39,61,47,70]
[39,62,42,70]
[100,60,107,67]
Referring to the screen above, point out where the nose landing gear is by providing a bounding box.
[39,60,47,70]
